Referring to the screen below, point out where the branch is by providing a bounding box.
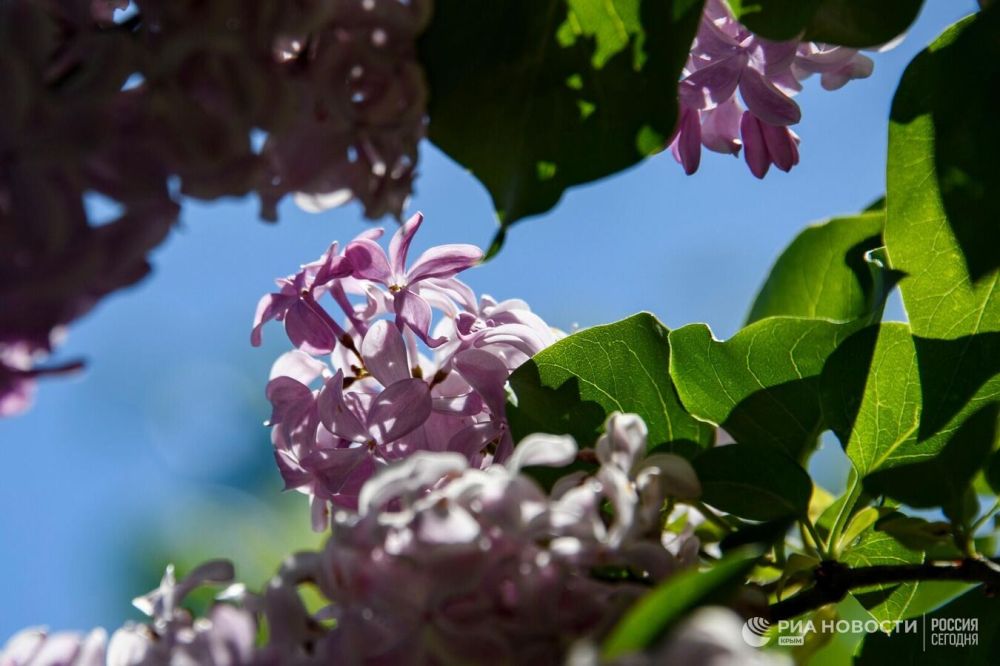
[769,558,1000,621]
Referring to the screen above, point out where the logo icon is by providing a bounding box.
[742,616,772,647]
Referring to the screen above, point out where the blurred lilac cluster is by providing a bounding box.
[668,0,876,177]
[0,0,429,416]
[254,213,561,527]
[1,413,712,666]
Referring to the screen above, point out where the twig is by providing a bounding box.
[769,558,1000,621]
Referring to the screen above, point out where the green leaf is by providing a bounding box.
[508,312,713,453]
[863,403,1000,508]
[844,529,922,625]
[986,449,1000,494]
[819,324,923,478]
[804,0,926,47]
[669,318,857,458]
[602,550,759,659]
[881,12,1000,503]
[857,586,1000,664]
[728,0,923,47]
[747,212,898,324]
[692,443,812,520]
[421,0,704,239]
[887,9,1000,284]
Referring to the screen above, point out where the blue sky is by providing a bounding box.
[0,0,978,639]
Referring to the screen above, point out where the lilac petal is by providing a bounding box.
[76,629,107,666]
[760,121,800,172]
[432,392,484,416]
[307,446,375,494]
[389,212,423,277]
[394,289,445,347]
[251,292,296,346]
[274,449,313,491]
[284,301,337,355]
[406,244,484,283]
[265,376,314,427]
[821,54,874,91]
[2,628,45,663]
[680,54,744,109]
[107,626,152,666]
[367,378,432,444]
[700,97,743,155]
[507,433,577,473]
[738,67,801,126]
[419,277,479,313]
[756,40,798,77]
[345,238,392,284]
[670,106,702,175]
[358,451,468,514]
[447,422,502,458]
[318,371,368,442]
[740,112,771,179]
[269,350,328,384]
[207,605,257,663]
[642,453,702,500]
[453,349,509,415]
[361,320,411,386]
[596,412,648,472]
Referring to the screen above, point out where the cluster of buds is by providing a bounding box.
[668,0,876,177]
[254,212,561,528]
[0,0,431,417]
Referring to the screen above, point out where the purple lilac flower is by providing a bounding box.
[254,214,559,527]
[668,0,876,177]
[293,413,702,664]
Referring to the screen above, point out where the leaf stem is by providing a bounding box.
[768,558,1000,621]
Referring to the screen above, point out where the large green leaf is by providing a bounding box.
[693,443,812,520]
[820,324,922,478]
[843,529,922,625]
[727,0,923,47]
[747,212,896,324]
[883,10,1000,498]
[421,0,704,247]
[887,9,1000,284]
[602,550,760,659]
[508,313,713,453]
[864,404,999,508]
[857,586,1000,665]
[669,318,857,459]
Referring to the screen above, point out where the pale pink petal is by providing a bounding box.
[389,212,423,277]
[269,349,328,384]
[361,320,411,386]
[345,238,392,284]
[366,378,432,444]
[265,376,314,427]
[453,349,509,416]
[738,67,801,126]
[507,434,577,473]
[251,292,296,346]
[317,371,368,442]
[406,245,484,283]
[284,302,337,355]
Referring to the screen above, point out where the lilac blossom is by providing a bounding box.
[277,413,702,664]
[3,414,713,665]
[0,562,259,666]
[668,0,876,177]
[254,214,559,527]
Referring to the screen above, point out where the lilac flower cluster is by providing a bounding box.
[254,213,561,528]
[2,413,709,666]
[307,414,702,663]
[0,0,429,417]
[0,561,257,666]
[668,0,875,177]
